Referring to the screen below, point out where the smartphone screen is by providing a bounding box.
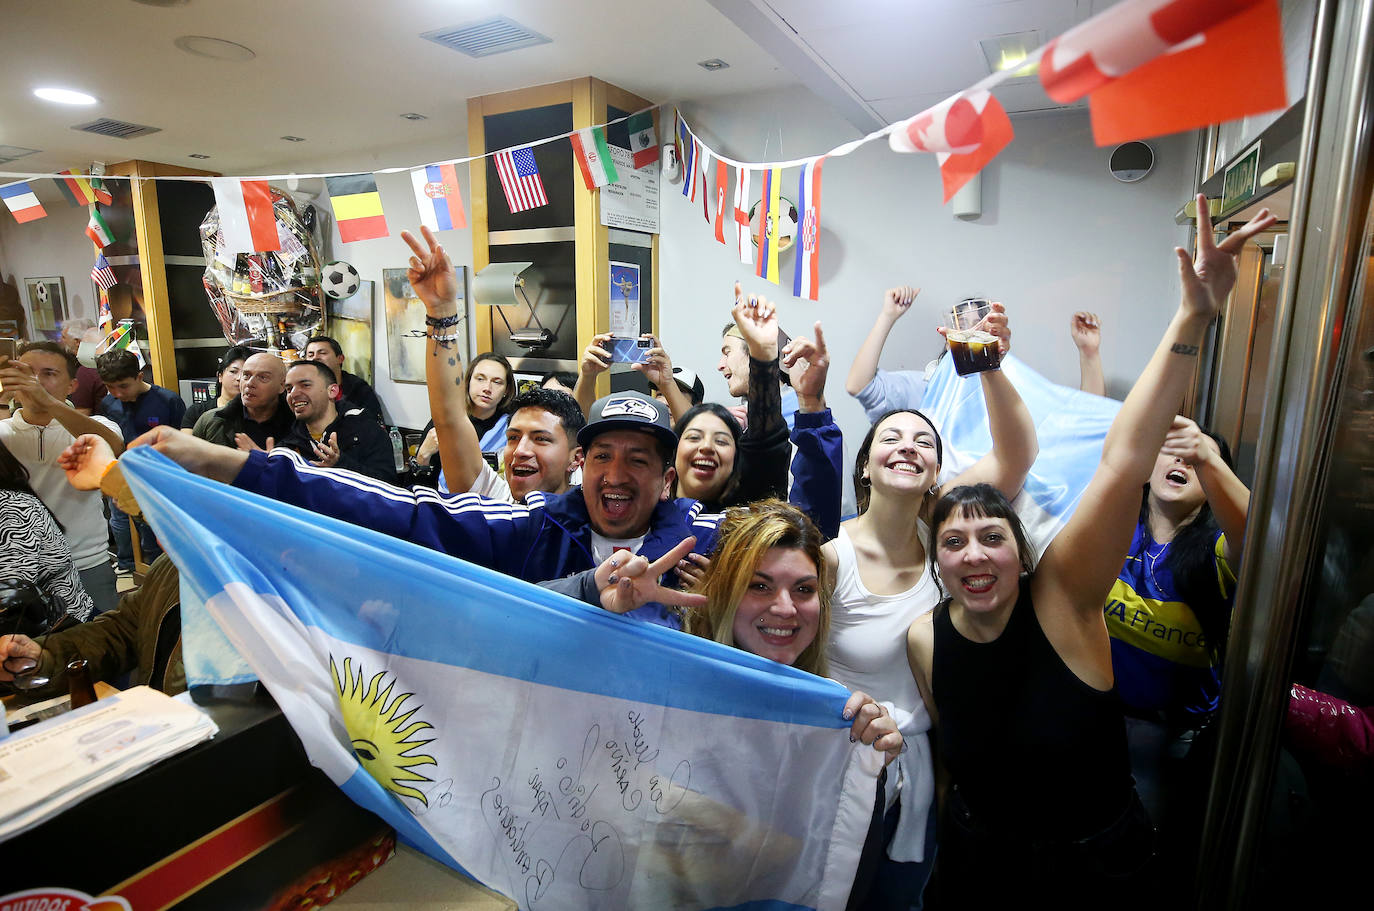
[608,336,653,365]
[0,338,18,362]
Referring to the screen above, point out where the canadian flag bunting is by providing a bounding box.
[890,91,1014,203]
[713,158,728,245]
[698,146,713,222]
[733,166,752,266]
[213,178,280,253]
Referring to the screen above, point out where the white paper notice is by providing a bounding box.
[601,146,660,234]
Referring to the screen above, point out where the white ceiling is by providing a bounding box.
[1,0,1106,176]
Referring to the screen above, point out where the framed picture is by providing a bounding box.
[328,280,374,385]
[24,276,65,334]
[1222,140,1262,213]
[383,267,467,384]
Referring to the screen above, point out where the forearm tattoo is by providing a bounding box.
[1170,343,1199,356]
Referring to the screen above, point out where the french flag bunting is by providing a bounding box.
[793,158,823,301]
[494,146,548,214]
[733,166,753,266]
[212,178,281,253]
[755,168,782,285]
[410,164,467,232]
[889,91,1014,203]
[0,181,46,223]
[713,157,729,244]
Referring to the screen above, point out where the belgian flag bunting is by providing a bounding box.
[325,174,389,243]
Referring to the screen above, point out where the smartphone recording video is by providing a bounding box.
[608,336,654,365]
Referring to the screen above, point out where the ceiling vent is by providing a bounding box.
[0,145,40,165]
[421,16,552,58]
[72,118,162,139]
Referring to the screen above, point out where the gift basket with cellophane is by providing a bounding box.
[199,187,323,350]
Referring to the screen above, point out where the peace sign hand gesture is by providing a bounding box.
[1179,193,1276,319]
[400,225,460,316]
[594,536,709,615]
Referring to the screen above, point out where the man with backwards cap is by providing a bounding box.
[126,226,716,628]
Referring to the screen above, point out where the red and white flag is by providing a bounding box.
[494,146,549,214]
[212,178,280,253]
[793,157,824,301]
[698,147,713,222]
[889,90,1013,203]
[732,166,752,266]
[713,157,729,244]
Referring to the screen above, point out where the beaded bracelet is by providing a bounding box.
[424,312,462,329]
[427,331,461,345]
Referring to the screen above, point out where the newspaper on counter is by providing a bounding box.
[0,686,218,840]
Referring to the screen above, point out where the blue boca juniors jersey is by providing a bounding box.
[1104,524,1235,720]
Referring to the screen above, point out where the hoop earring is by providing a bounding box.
[859,476,871,487]
[925,484,937,497]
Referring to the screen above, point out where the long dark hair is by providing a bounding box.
[0,439,61,530]
[1139,429,1236,662]
[853,409,944,514]
[672,403,743,503]
[927,483,1036,600]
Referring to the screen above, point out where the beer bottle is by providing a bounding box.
[68,659,98,709]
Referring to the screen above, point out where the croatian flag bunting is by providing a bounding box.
[118,447,881,911]
[0,181,46,223]
[494,147,549,214]
[733,166,753,266]
[793,158,824,302]
[410,164,468,232]
[212,178,281,253]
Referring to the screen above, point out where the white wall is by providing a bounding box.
[0,185,103,333]
[660,85,1197,490]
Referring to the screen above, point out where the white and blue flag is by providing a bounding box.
[121,447,881,910]
[922,354,1123,555]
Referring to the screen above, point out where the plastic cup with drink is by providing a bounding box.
[943,299,1003,377]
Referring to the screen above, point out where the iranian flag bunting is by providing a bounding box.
[793,158,824,301]
[733,166,752,266]
[85,208,115,247]
[213,178,281,253]
[570,127,619,189]
[713,157,728,244]
[626,112,657,169]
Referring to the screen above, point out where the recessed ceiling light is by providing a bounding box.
[979,31,1042,77]
[400,112,428,121]
[34,87,98,105]
[281,135,306,142]
[698,58,730,71]
[174,35,256,61]
[188,153,211,159]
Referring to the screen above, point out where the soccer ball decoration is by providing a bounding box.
[35,282,50,306]
[322,261,361,300]
[748,196,800,253]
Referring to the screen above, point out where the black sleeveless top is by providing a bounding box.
[932,577,1133,839]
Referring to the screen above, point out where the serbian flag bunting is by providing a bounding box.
[733,166,753,266]
[493,147,549,214]
[212,178,281,253]
[570,127,619,189]
[1070,0,1287,145]
[793,158,823,301]
[0,181,46,223]
[90,253,117,291]
[56,170,98,207]
[409,164,467,232]
[755,168,782,285]
[889,90,1014,203]
[626,111,657,169]
[85,208,116,248]
[713,157,729,244]
[326,174,390,242]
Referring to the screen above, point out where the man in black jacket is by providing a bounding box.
[303,335,384,424]
[280,360,395,483]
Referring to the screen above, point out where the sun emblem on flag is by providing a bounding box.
[331,655,438,805]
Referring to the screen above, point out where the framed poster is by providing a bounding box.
[328,280,374,385]
[24,276,65,334]
[383,267,467,384]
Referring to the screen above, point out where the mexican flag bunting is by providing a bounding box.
[570,127,619,189]
[755,167,782,285]
[793,157,824,301]
[626,111,657,169]
[733,166,752,266]
[86,208,116,247]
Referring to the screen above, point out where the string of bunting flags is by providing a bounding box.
[0,0,1285,306]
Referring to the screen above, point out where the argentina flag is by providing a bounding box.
[922,353,1123,555]
[119,447,882,910]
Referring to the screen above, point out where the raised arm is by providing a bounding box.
[401,227,487,496]
[846,286,919,396]
[574,333,613,419]
[1161,415,1250,563]
[1071,311,1106,396]
[1039,197,1276,616]
[0,359,124,454]
[785,323,844,538]
[942,303,1036,499]
[730,284,791,503]
[633,338,693,425]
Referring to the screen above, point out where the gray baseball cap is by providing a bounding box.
[578,391,678,452]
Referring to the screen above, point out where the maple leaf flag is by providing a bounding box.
[889,91,1014,203]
